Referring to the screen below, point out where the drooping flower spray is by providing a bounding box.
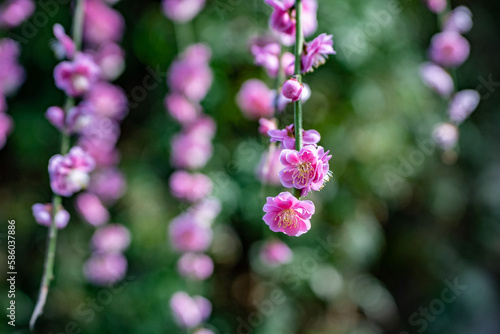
[162,1,219,332]
[420,1,479,162]
[30,0,130,328]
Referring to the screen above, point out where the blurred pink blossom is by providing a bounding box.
[54,52,101,97]
[165,93,202,125]
[91,43,125,81]
[260,239,292,266]
[32,203,70,229]
[256,145,283,186]
[171,130,213,170]
[52,24,75,59]
[429,31,470,68]
[169,214,213,252]
[75,192,109,226]
[177,253,214,280]
[84,252,127,286]
[170,292,212,329]
[419,62,454,97]
[268,124,320,149]
[84,0,125,46]
[86,82,128,120]
[448,89,480,124]
[91,224,131,253]
[433,123,458,150]
[169,171,212,202]
[425,0,447,14]
[444,6,473,34]
[45,106,66,132]
[162,0,206,23]
[236,79,274,120]
[0,0,34,28]
[88,168,126,204]
[0,38,25,96]
[258,118,277,136]
[251,42,281,77]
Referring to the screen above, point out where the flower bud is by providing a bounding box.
[282,78,303,102]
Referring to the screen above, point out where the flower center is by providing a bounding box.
[294,161,314,183]
[276,209,297,228]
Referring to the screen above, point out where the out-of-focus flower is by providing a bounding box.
[0,112,13,149]
[52,24,75,59]
[79,138,120,168]
[168,44,212,102]
[169,171,212,202]
[92,43,125,81]
[256,145,284,186]
[32,203,70,229]
[258,118,277,136]
[54,53,101,97]
[85,82,128,120]
[165,93,202,125]
[281,51,295,77]
[170,292,212,329]
[419,62,454,97]
[48,146,95,197]
[188,198,221,225]
[45,106,66,132]
[251,42,281,77]
[236,79,274,120]
[268,124,320,149]
[444,6,473,34]
[282,77,303,101]
[91,224,131,253]
[0,38,25,96]
[169,214,213,252]
[88,168,126,204]
[84,252,127,286]
[170,131,213,170]
[65,103,95,134]
[429,31,470,68]
[301,33,335,73]
[260,239,292,266]
[193,329,214,334]
[433,122,458,150]
[0,0,34,28]
[263,191,315,236]
[75,192,109,226]
[425,0,447,14]
[177,253,214,280]
[84,0,125,46]
[448,89,480,124]
[162,0,206,23]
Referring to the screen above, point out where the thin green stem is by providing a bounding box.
[29,0,84,330]
[293,0,304,199]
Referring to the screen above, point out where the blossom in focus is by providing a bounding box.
[419,62,454,97]
[260,239,292,266]
[48,146,96,197]
[52,24,75,59]
[444,6,473,34]
[162,0,206,23]
[177,253,214,280]
[433,122,458,150]
[268,124,320,150]
[169,214,213,252]
[169,171,212,202]
[273,83,311,112]
[84,0,125,46]
[282,77,303,102]
[263,191,315,236]
[75,192,109,226]
[448,89,480,124]
[84,252,127,286]
[298,146,332,197]
[429,31,470,68]
[256,145,284,186]
[91,224,131,253]
[279,145,321,189]
[54,53,101,97]
[32,203,70,229]
[301,33,335,73]
[0,0,34,28]
[165,93,202,125]
[170,292,212,329]
[236,79,274,120]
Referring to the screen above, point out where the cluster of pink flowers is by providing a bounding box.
[420,4,480,153]
[162,2,217,332]
[0,0,34,149]
[236,0,334,237]
[31,0,129,286]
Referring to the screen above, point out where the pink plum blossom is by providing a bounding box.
[444,6,473,34]
[88,168,126,204]
[171,131,213,170]
[433,123,458,150]
[419,62,454,97]
[79,138,120,168]
[281,51,295,77]
[0,112,13,149]
[170,292,212,329]
[279,145,321,189]
[52,24,75,59]
[0,0,34,28]
[187,198,221,225]
[256,145,284,186]
[301,33,336,73]
[45,106,66,132]
[0,38,25,96]
[75,192,110,226]
[165,93,202,125]
[282,77,303,101]
[236,79,274,120]
[272,83,311,112]
[91,224,131,253]
[177,253,214,280]
[32,203,70,229]
[263,191,315,236]
[251,42,281,77]
[268,124,320,149]
[84,252,127,286]
[448,89,480,124]
[91,43,125,81]
[84,0,125,46]
[169,214,213,252]
[85,82,128,120]
[429,31,470,68]
[65,103,96,134]
[260,239,293,266]
[258,118,277,136]
[162,0,206,23]
[425,0,447,14]
[169,171,213,202]
[54,52,101,97]
[48,146,96,197]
